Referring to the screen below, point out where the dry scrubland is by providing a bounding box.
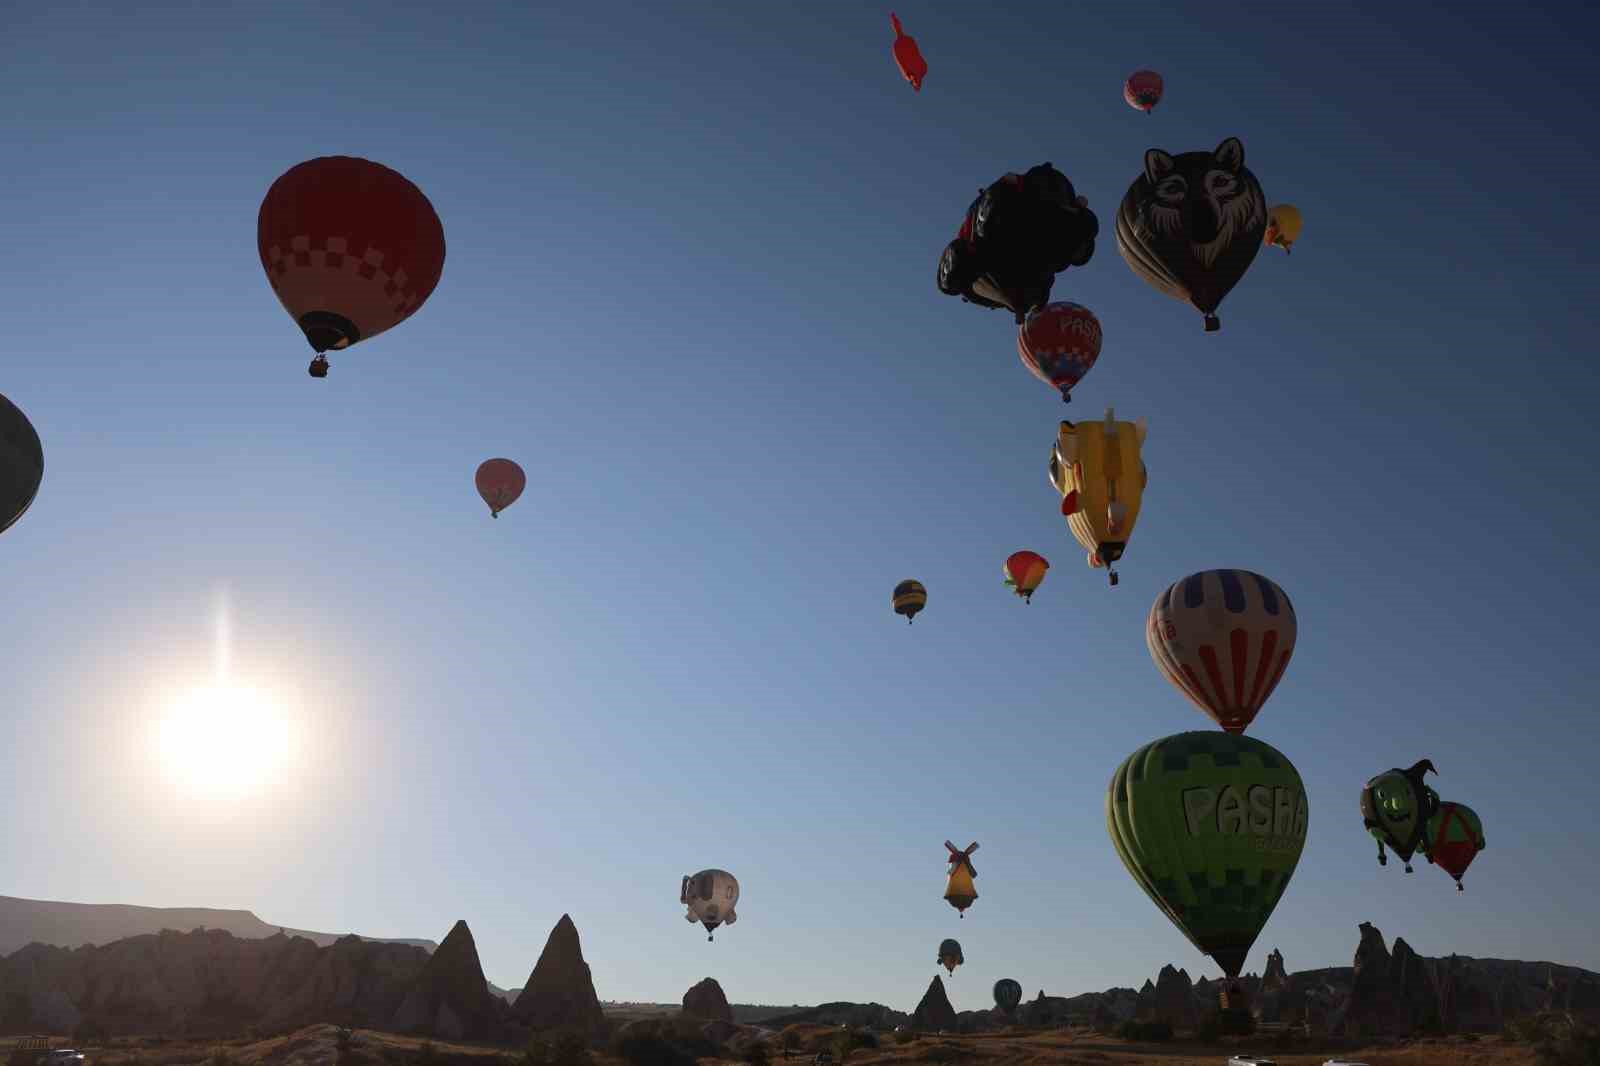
[5,1026,1538,1066]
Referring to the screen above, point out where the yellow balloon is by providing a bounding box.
[1049,408,1148,586]
[1265,204,1303,253]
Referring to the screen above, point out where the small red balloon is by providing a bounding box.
[1018,302,1103,402]
[1123,70,1164,114]
[475,458,526,518]
[890,13,927,92]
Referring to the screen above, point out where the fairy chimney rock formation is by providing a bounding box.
[512,914,605,1036]
[391,919,505,1040]
[913,975,958,1031]
[682,977,733,1022]
[1263,948,1288,992]
[1154,964,1198,1029]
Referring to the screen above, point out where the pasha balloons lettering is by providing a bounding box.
[1108,731,1308,977]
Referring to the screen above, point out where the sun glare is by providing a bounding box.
[156,682,294,799]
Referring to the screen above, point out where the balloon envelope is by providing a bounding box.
[1124,70,1164,112]
[889,13,927,91]
[475,458,526,517]
[1265,204,1303,252]
[1018,302,1102,401]
[937,938,964,974]
[1003,551,1050,600]
[681,869,740,937]
[258,156,446,357]
[1146,570,1297,733]
[1114,138,1267,331]
[994,978,1022,1011]
[1425,801,1485,889]
[1359,761,1438,867]
[893,579,927,622]
[1107,731,1308,978]
[1049,411,1148,584]
[0,393,43,536]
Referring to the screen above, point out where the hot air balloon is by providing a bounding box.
[1048,409,1148,586]
[258,156,447,378]
[938,164,1100,324]
[943,840,979,916]
[993,978,1022,1013]
[937,938,964,975]
[1107,731,1308,979]
[1147,570,1298,734]
[1124,70,1164,113]
[1359,760,1439,873]
[1017,302,1102,403]
[1265,204,1302,254]
[475,458,525,518]
[893,579,927,623]
[0,393,44,537]
[1424,801,1484,891]
[1003,552,1049,603]
[681,869,740,941]
[1114,137,1267,331]
[889,12,927,92]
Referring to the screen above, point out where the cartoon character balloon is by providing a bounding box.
[1108,731,1308,978]
[1147,570,1298,734]
[943,840,979,917]
[938,164,1099,324]
[937,937,964,975]
[1003,552,1049,603]
[889,13,927,92]
[475,458,525,518]
[0,393,44,537]
[1359,760,1439,872]
[993,978,1023,1012]
[1124,70,1164,114]
[1424,801,1484,891]
[1018,302,1102,403]
[1114,137,1267,331]
[1265,204,1303,254]
[893,579,927,623]
[1048,409,1148,586]
[258,156,447,377]
[681,869,740,941]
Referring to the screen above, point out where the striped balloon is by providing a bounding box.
[1147,570,1297,734]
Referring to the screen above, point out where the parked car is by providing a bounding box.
[1323,1061,1371,1066]
[1227,1058,1277,1066]
[37,1052,86,1066]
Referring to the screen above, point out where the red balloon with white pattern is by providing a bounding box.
[1147,569,1297,734]
[258,156,447,378]
[1124,70,1164,114]
[1017,302,1103,403]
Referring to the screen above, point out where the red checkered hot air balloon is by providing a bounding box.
[258,156,447,378]
[475,458,526,518]
[1018,302,1102,403]
[1147,569,1297,734]
[1124,70,1164,114]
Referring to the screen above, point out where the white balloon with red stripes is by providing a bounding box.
[1147,569,1297,734]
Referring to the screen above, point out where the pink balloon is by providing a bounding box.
[1123,70,1164,113]
[475,458,525,518]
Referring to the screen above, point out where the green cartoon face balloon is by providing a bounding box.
[1107,731,1308,978]
[1358,760,1438,867]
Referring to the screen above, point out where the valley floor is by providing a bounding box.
[4,1026,1538,1066]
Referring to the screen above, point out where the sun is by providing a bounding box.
[156,682,294,799]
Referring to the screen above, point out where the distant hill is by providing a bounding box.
[0,894,439,956]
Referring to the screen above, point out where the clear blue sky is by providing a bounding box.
[2,0,1597,1012]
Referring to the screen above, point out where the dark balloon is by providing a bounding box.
[1114,138,1267,331]
[1360,759,1439,872]
[993,978,1022,1012]
[938,164,1099,324]
[0,393,43,537]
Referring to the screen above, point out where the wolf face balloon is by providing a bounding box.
[1114,137,1267,332]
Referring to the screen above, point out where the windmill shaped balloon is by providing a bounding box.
[943,840,979,917]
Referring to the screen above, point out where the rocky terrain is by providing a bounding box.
[1,912,1595,1057]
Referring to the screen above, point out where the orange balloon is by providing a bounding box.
[890,13,927,91]
[475,458,525,518]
